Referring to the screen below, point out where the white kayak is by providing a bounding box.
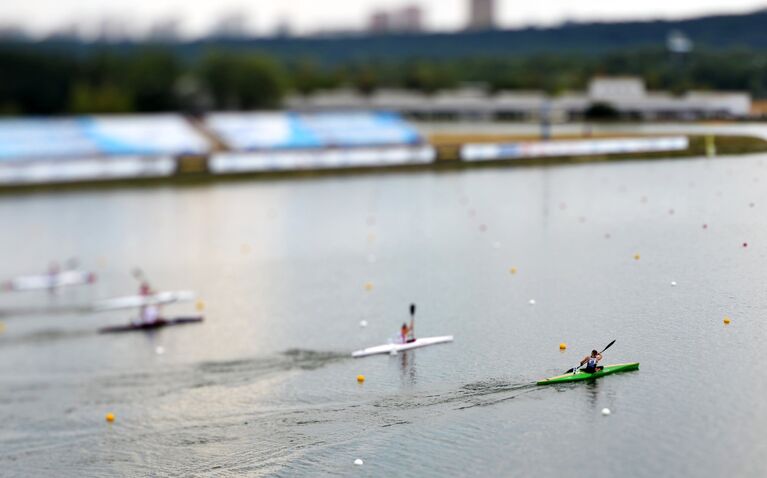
[352,335,454,358]
[93,290,196,312]
[4,270,96,292]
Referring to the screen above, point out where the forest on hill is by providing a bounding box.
[1,9,766,115]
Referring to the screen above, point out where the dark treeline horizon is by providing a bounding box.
[2,8,767,116]
[2,45,767,116]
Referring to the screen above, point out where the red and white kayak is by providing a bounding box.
[352,335,454,358]
[4,270,96,292]
[93,290,195,312]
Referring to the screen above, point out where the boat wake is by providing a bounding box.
[90,349,351,401]
[0,327,97,346]
[370,377,539,412]
[0,304,92,319]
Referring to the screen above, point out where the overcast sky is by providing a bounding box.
[2,0,766,37]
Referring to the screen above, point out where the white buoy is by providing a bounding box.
[359,320,368,328]
[670,281,677,287]
[155,346,165,355]
[354,459,364,466]
[602,408,611,416]
[529,299,536,305]
[389,349,398,356]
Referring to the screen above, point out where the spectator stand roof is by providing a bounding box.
[0,114,210,162]
[205,111,424,151]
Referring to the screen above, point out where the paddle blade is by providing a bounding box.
[410,303,416,316]
[601,339,616,354]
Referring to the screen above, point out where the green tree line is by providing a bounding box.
[1,45,766,116]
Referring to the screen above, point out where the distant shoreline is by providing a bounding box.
[1,134,766,195]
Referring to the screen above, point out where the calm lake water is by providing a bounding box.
[2,153,767,477]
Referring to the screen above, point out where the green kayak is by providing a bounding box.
[537,362,640,385]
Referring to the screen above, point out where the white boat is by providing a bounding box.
[4,270,96,292]
[352,335,454,358]
[93,290,196,311]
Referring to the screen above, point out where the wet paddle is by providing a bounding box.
[409,303,416,339]
[564,339,616,374]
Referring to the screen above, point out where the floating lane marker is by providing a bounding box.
[105,412,115,423]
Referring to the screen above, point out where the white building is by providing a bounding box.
[468,0,496,30]
[588,77,646,101]
[287,77,753,121]
[368,5,424,34]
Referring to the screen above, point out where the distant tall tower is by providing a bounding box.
[468,0,496,30]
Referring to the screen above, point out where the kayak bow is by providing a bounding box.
[537,362,639,385]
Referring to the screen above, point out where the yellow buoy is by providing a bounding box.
[364,282,373,292]
[196,300,206,312]
[724,316,731,325]
[509,267,518,275]
[559,343,567,350]
[105,412,115,423]
[357,375,365,383]
[634,254,641,261]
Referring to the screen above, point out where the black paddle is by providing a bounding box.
[409,303,416,338]
[564,339,616,374]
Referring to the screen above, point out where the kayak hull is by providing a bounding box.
[99,316,203,334]
[352,335,454,358]
[537,362,639,385]
[5,270,96,292]
[93,290,196,312]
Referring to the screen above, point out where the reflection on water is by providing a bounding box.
[399,350,417,385]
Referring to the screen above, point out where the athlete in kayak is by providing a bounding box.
[400,322,414,343]
[47,261,60,294]
[136,277,160,326]
[400,304,417,343]
[580,349,604,373]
